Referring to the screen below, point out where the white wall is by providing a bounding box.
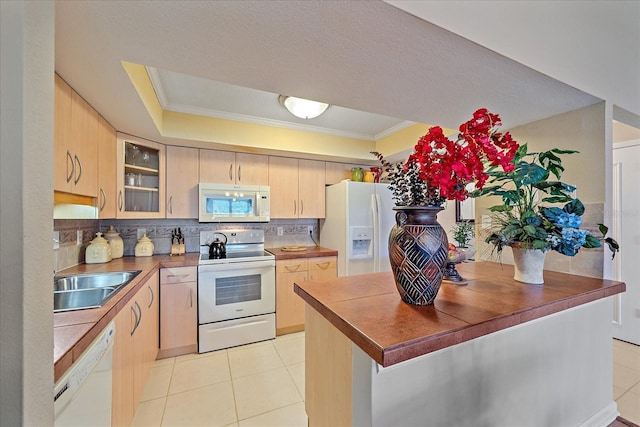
[0,1,54,424]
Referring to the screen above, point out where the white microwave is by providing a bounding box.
[198,183,270,223]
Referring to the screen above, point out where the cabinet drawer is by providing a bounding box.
[161,267,197,284]
[276,259,308,273]
[308,256,337,271]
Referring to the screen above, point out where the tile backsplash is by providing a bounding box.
[53,218,319,272]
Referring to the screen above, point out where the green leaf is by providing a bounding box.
[532,240,549,250]
[563,199,584,216]
[598,223,609,236]
[583,234,602,249]
[513,162,548,186]
[488,205,512,212]
[551,148,579,155]
[523,225,537,236]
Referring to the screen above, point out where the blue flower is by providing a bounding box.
[561,228,588,249]
[555,212,582,228]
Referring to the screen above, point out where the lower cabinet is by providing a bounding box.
[112,271,159,427]
[276,256,336,335]
[159,267,198,358]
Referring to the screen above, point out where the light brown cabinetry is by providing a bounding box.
[54,74,98,197]
[116,133,166,218]
[269,157,326,218]
[97,115,117,218]
[275,256,336,335]
[112,271,159,426]
[166,146,199,218]
[159,267,197,358]
[199,149,268,185]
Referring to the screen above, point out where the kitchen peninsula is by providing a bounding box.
[294,262,625,427]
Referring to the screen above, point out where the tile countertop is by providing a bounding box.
[267,246,338,260]
[293,261,626,368]
[53,253,200,382]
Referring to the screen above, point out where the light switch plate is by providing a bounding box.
[53,231,60,249]
[76,230,82,245]
[277,227,284,236]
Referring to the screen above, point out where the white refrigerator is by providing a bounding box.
[320,181,396,277]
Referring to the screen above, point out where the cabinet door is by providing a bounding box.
[269,156,299,218]
[199,149,235,184]
[97,116,117,218]
[70,90,98,197]
[308,256,338,281]
[160,281,197,350]
[235,152,268,185]
[54,75,73,193]
[298,159,326,218]
[276,259,308,334]
[166,146,199,218]
[133,271,159,406]
[116,134,166,218]
[112,298,135,427]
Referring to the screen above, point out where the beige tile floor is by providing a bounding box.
[133,334,639,426]
[133,332,307,427]
[613,339,640,425]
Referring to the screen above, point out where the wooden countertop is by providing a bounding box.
[293,261,626,367]
[267,246,338,260]
[53,253,199,381]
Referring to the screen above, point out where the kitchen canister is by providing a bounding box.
[135,233,154,257]
[104,225,124,258]
[85,232,113,264]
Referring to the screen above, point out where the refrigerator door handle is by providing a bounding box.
[372,193,381,273]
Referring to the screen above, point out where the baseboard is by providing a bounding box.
[579,401,618,427]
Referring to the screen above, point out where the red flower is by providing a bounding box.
[406,108,519,204]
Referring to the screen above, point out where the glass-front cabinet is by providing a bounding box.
[116,133,165,218]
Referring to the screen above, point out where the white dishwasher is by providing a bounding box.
[54,321,115,427]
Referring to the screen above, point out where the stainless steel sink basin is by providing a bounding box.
[53,270,141,312]
[54,287,117,312]
[54,271,140,291]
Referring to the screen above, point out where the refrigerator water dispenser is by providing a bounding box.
[349,226,373,259]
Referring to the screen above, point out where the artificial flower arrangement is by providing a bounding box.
[475,144,620,258]
[372,108,520,207]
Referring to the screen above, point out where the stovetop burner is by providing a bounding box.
[198,229,274,265]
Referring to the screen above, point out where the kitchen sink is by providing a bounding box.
[54,271,140,291]
[53,270,141,312]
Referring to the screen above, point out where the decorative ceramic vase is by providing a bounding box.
[351,167,364,182]
[104,225,124,258]
[511,245,547,284]
[389,206,449,305]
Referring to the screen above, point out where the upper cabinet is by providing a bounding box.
[199,149,268,185]
[269,157,325,218]
[116,133,166,218]
[54,74,98,197]
[97,115,117,218]
[166,145,199,218]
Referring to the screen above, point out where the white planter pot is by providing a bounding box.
[511,245,547,284]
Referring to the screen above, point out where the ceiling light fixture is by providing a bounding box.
[278,95,329,120]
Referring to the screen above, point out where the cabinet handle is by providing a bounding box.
[300,200,304,215]
[130,305,138,336]
[66,151,74,183]
[229,164,233,181]
[148,285,154,308]
[118,190,123,212]
[134,301,142,332]
[99,188,106,211]
[285,264,302,272]
[316,262,330,269]
[74,154,82,185]
[189,288,193,307]
[237,164,241,181]
[168,195,173,214]
[166,274,190,278]
[293,200,297,215]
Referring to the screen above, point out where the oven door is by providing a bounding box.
[198,259,275,324]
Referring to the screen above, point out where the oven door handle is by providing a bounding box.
[198,259,275,272]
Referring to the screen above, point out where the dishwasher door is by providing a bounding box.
[54,321,115,426]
